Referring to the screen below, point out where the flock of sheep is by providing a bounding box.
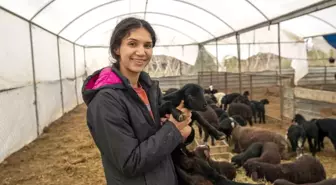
[162,84,336,185]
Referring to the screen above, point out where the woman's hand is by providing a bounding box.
[168,100,192,136]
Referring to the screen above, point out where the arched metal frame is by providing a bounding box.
[307,14,336,30]
[150,24,198,43]
[28,0,336,46]
[74,11,215,43]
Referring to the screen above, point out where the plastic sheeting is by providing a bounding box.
[291,59,309,85]
[0,86,37,163]
[0,8,85,163]
[1,0,334,46]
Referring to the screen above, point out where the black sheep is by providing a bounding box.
[292,114,320,156]
[165,88,179,95]
[194,145,237,180]
[250,99,269,124]
[220,92,241,111]
[172,147,264,185]
[286,124,306,157]
[244,142,281,165]
[243,154,326,183]
[314,118,336,151]
[228,103,253,126]
[197,105,223,146]
[231,142,263,168]
[218,115,247,143]
[159,83,225,140]
[159,84,229,184]
[274,178,336,185]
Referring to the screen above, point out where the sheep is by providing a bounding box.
[232,94,251,106]
[314,118,336,151]
[230,122,290,160]
[286,124,306,158]
[250,99,269,124]
[197,105,223,146]
[218,115,247,143]
[220,92,242,111]
[159,83,229,184]
[228,103,253,126]
[292,114,320,156]
[214,92,226,107]
[172,146,265,185]
[159,83,226,141]
[243,154,326,184]
[274,178,336,185]
[244,142,281,165]
[204,94,225,118]
[231,142,263,168]
[204,85,218,95]
[194,145,237,180]
[165,88,179,95]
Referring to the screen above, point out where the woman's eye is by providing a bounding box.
[145,44,152,49]
[128,42,136,47]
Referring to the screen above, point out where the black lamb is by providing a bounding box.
[243,154,326,184]
[292,114,319,156]
[314,117,336,151]
[231,142,263,168]
[250,99,269,124]
[286,123,306,158]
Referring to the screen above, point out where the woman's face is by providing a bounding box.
[115,27,153,74]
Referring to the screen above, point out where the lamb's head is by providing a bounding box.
[292,114,306,125]
[231,154,244,168]
[194,144,210,160]
[242,160,261,180]
[243,91,250,96]
[231,115,247,126]
[181,83,207,111]
[260,99,270,105]
[204,94,216,104]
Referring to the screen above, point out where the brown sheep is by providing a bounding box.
[243,155,326,184]
[194,145,237,180]
[230,123,291,160]
[274,178,336,185]
[245,142,281,165]
[228,103,253,126]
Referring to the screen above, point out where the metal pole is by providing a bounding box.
[73,44,79,105]
[57,37,65,114]
[28,23,40,136]
[83,47,87,78]
[215,39,219,88]
[236,33,242,93]
[278,23,284,123]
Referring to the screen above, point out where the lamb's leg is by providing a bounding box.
[211,136,216,146]
[328,133,336,151]
[248,118,253,127]
[258,112,262,124]
[307,137,315,155]
[192,111,225,140]
[175,165,210,185]
[262,110,266,124]
[159,101,184,121]
[203,131,210,145]
[197,123,203,137]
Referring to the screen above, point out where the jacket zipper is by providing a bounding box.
[128,85,157,128]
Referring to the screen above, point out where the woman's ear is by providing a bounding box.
[114,48,120,55]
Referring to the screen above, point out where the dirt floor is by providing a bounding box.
[0,101,335,185]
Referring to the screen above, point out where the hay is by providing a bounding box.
[0,104,335,185]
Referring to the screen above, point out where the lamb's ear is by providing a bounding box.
[162,90,180,102]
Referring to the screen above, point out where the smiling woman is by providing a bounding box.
[81,17,194,185]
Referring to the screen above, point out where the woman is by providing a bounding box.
[82,17,194,185]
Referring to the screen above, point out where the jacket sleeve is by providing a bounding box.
[87,90,184,177]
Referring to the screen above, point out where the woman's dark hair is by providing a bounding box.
[109,17,157,68]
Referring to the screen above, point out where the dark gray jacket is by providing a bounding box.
[82,66,193,185]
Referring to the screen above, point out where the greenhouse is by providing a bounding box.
[1,0,336,184]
